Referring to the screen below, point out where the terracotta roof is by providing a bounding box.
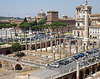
[59,18,75,21]
[47,10,58,13]
[90,14,100,17]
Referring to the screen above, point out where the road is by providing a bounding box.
[49,48,100,72]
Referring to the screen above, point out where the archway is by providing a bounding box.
[65,77,69,79]
[72,74,76,79]
[97,64,100,71]
[6,50,11,55]
[85,69,89,77]
[15,64,22,70]
[79,71,83,79]
[92,67,95,74]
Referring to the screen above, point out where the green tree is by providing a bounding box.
[4,24,12,43]
[24,17,27,22]
[11,23,17,39]
[32,25,40,31]
[19,22,30,38]
[50,21,66,37]
[38,19,46,25]
[11,43,23,53]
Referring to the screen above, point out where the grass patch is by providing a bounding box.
[18,35,29,37]
[0,43,5,45]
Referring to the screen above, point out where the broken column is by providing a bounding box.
[35,37,37,51]
[30,37,32,51]
[57,41,59,54]
[45,38,47,53]
[77,62,80,79]
[40,39,42,52]
[69,40,71,56]
[51,38,53,53]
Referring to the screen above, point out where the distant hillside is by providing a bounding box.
[0,16,23,20]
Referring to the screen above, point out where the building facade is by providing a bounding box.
[73,3,100,39]
[47,10,75,32]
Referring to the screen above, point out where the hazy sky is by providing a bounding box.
[0,0,100,18]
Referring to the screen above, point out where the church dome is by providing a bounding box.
[38,9,45,15]
[27,14,31,18]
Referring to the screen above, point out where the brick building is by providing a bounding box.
[47,10,75,32]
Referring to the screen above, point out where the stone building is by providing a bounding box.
[26,14,31,21]
[47,10,75,32]
[73,3,100,39]
[89,14,100,39]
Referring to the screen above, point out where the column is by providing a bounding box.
[45,38,47,53]
[55,38,56,47]
[25,33,27,50]
[69,40,71,56]
[77,62,79,79]
[35,37,37,51]
[51,38,53,53]
[99,39,100,48]
[83,43,85,52]
[30,37,32,51]
[86,41,88,50]
[76,41,78,54]
[85,4,89,38]
[59,39,61,59]
[40,39,42,52]
[63,42,65,56]
[92,41,94,49]
[80,39,82,49]
[53,51,55,61]
[57,41,59,54]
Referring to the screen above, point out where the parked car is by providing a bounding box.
[63,59,70,64]
[57,60,66,65]
[78,53,84,58]
[93,49,99,52]
[86,51,93,54]
[67,57,73,62]
[72,56,79,60]
[49,63,59,68]
[81,52,88,56]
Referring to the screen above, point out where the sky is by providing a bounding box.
[0,0,100,18]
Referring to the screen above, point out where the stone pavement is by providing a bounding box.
[31,68,59,79]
